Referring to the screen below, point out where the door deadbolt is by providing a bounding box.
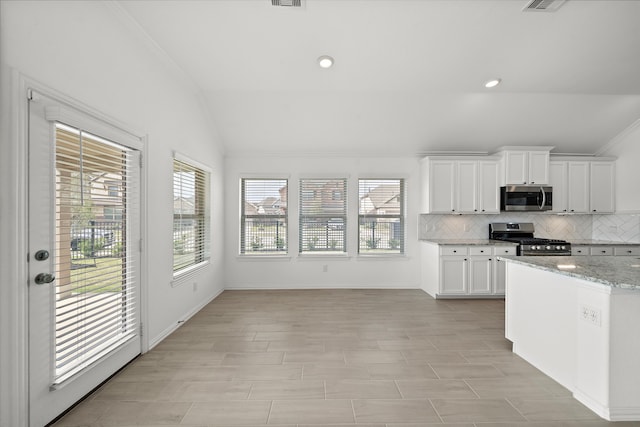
[34,250,50,261]
[34,273,55,285]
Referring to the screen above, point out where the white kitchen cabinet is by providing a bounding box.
[571,246,589,256]
[468,247,493,294]
[421,243,511,298]
[549,159,615,214]
[493,246,516,295]
[421,157,499,214]
[590,246,613,256]
[589,161,615,213]
[549,161,567,213]
[614,246,640,256]
[440,256,468,294]
[572,245,640,256]
[477,161,500,213]
[567,162,590,213]
[423,159,456,213]
[502,149,550,185]
[456,161,478,213]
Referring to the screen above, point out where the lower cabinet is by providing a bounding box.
[422,243,516,298]
[572,245,640,256]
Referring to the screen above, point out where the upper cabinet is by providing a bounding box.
[499,147,553,185]
[590,161,615,213]
[421,157,499,214]
[549,159,615,214]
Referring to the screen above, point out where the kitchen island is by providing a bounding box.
[500,255,640,421]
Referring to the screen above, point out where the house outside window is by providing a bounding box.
[173,156,210,275]
[359,178,405,254]
[299,178,347,254]
[240,178,288,254]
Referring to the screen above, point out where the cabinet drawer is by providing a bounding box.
[469,246,493,256]
[441,246,468,256]
[494,246,517,256]
[614,246,640,256]
[590,247,613,256]
[572,247,590,256]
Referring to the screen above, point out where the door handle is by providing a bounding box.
[539,187,546,210]
[34,273,55,285]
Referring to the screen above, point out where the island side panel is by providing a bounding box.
[608,289,640,420]
[505,261,577,391]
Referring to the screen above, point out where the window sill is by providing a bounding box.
[297,254,351,261]
[171,261,210,287]
[236,255,292,261]
[357,253,409,260]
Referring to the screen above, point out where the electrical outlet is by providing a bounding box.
[322,265,328,273]
[580,305,601,327]
[192,282,198,292]
[463,223,470,232]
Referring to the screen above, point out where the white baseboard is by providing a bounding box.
[223,283,421,290]
[147,288,224,350]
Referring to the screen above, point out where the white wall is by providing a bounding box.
[0,2,225,425]
[600,120,640,213]
[224,155,422,289]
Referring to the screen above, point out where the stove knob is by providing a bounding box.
[556,246,561,250]
[561,246,566,250]
[545,245,551,250]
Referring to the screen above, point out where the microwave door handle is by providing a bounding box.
[539,187,546,210]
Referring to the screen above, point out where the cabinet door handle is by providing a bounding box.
[601,250,606,254]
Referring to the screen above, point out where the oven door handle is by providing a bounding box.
[539,186,546,210]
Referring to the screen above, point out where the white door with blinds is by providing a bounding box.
[27,91,142,427]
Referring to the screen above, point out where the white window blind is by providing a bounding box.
[173,157,210,275]
[54,123,139,384]
[241,179,288,254]
[358,179,405,254]
[299,178,347,254]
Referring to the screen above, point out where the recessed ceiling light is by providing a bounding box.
[485,78,501,88]
[318,55,334,69]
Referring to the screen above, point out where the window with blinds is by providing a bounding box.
[173,156,210,275]
[241,179,288,254]
[358,179,405,254]
[299,178,347,253]
[54,123,139,383]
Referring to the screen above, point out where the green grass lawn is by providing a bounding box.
[70,256,125,293]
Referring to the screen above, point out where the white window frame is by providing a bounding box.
[299,178,348,255]
[358,178,406,256]
[172,152,211,281]
[240,178,289,256]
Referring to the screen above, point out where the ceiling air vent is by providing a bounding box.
[523,0,566,12]
[272,0,302,7]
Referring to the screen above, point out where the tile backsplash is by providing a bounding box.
[592,214,640,242]
[418,213,639,243]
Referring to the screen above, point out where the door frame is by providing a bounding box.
[1,71,149,427]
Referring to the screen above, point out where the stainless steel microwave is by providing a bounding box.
[500,186,552,211]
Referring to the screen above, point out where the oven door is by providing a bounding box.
[501,186,552,211]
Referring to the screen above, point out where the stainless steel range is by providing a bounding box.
[489,222,571,256]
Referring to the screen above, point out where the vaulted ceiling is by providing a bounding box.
[117,0,640,156]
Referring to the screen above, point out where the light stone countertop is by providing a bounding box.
[419,239,519,246]
[498,255,640,290]
[570,240,640,246]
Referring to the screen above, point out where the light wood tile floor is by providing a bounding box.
[52,289,640,426]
